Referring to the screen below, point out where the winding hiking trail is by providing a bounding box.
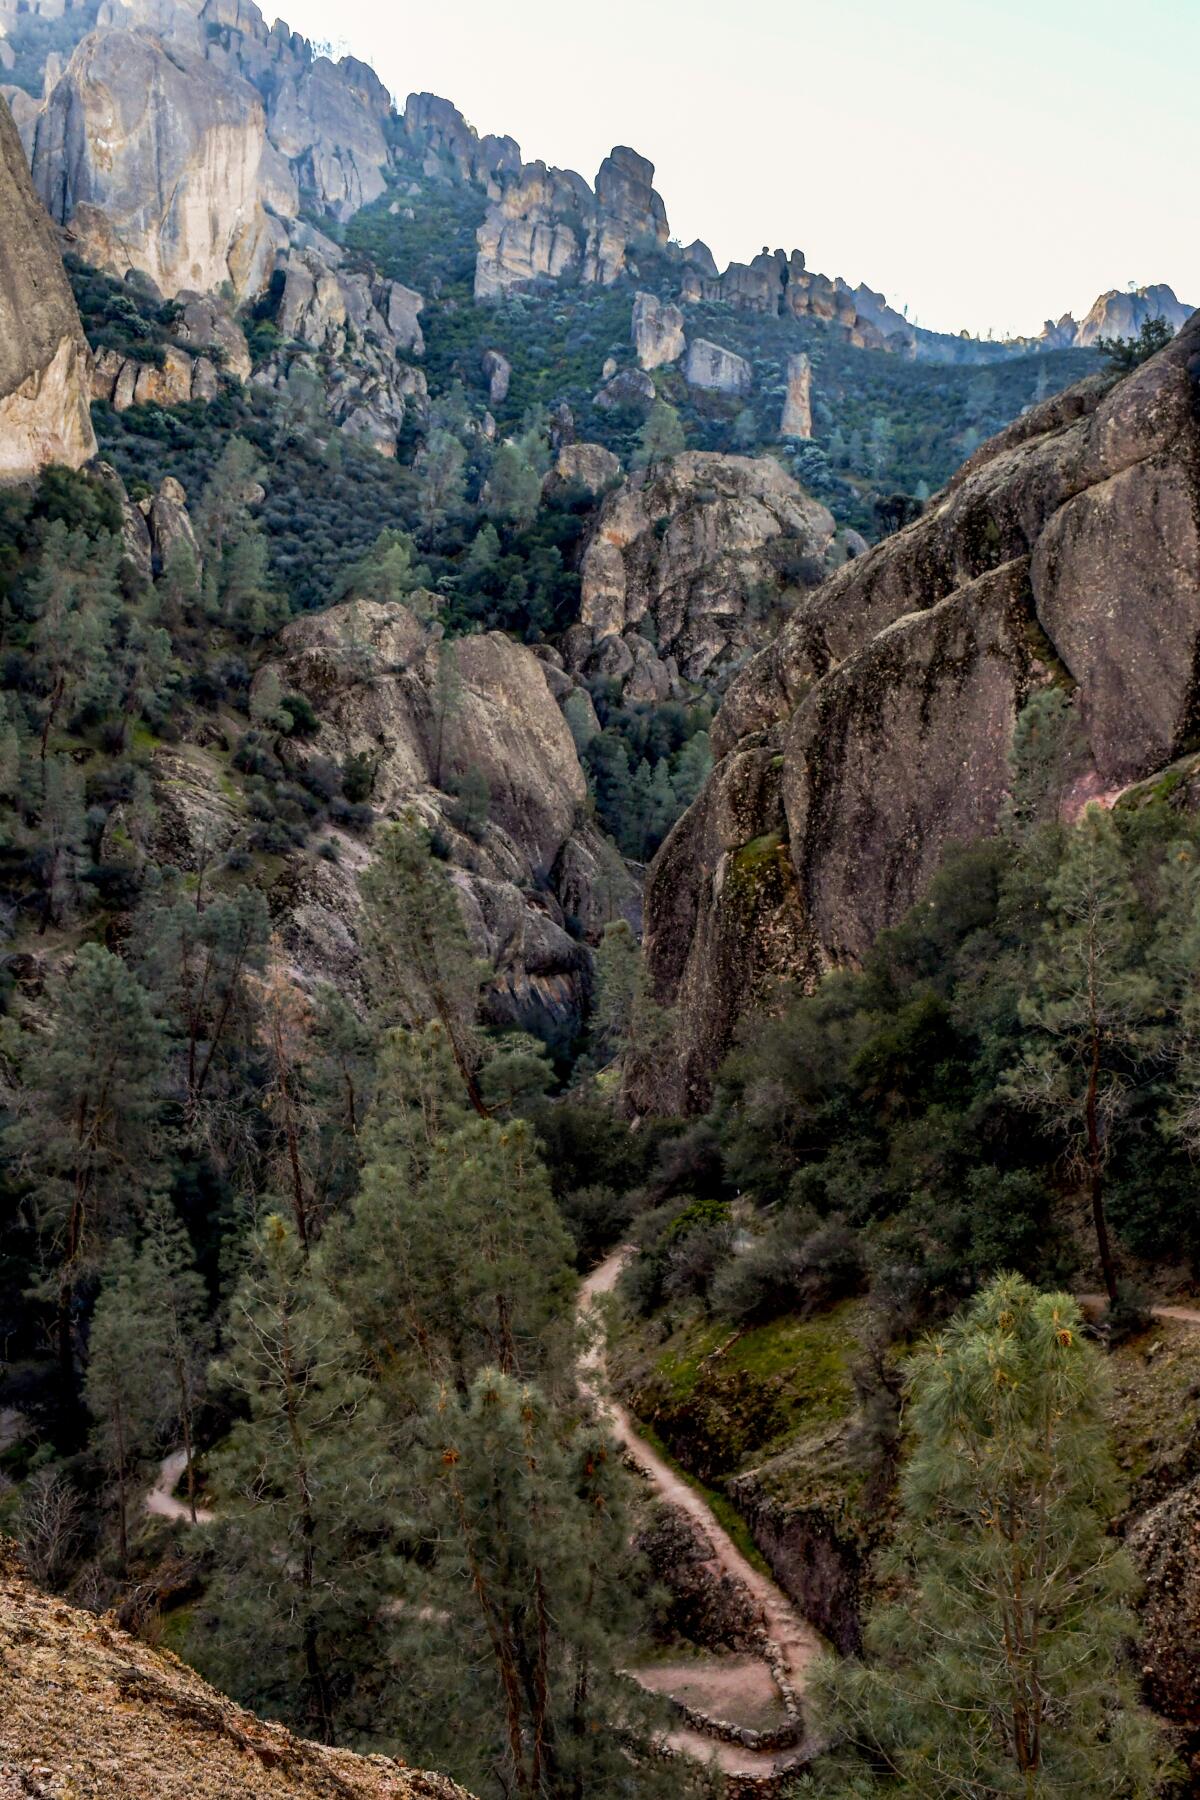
[145,1448,213,1526]
[579,1247,823,1780]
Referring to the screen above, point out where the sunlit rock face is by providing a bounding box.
[0,92,95,479]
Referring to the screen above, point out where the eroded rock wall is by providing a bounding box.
[0,91,95,478]
[639,314,1200,1110]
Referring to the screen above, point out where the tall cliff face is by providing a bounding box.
[31,26,280,298]
[638,314,1200,1111]
[0,92,95,480]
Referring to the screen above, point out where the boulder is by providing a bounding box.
[637,313,1200,1111]
[780,352,812,438]
[543,441,621,499]
[32,27,276,298]
[684,339,752,396]
[0,92,95,479]
[263,601,603,1037]
[593,367,655,413]
[632,290,685,371]
[481,347,511,407]
[566,452,835,699]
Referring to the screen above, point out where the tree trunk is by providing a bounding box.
[1085,1030,1119,1303]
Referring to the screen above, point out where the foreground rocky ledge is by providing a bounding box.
[0,1542,471,1800]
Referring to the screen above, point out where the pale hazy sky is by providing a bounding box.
[279,0,1195,339]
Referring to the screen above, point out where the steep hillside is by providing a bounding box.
[0,1542,471,1799]
[639,312,1200,1108]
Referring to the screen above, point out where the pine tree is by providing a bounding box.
[200,1215,399,1743]
[1003,806,1156,1300]
[634,400,686,468]
[26,520,121,759]
[137,1197,211,1523]
[11,945,166,1378]
[359,818,487,1111]
[84,1240,166,1566]
[328,1025,574,1395]
[808,1274,1168,1798]
[404,1370,670,1800]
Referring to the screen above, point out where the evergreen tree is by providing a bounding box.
[200,1215,399,1743]
[486,443,542,528]
[405,1370,669,1800]
[336,528,432,605]
[808,1274,1167,1798]
[1003,806,1156,1300]
[634,400,686,467]
[136,1197,210,1523]
[26,520,121,758]
[359,818,487,1111]
[84,1240,165,1566]
[11,944,166,1377]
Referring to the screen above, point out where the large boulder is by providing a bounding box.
[261,601,599,1036]
[684,339,752,396]
[632,290,685,370]
[638,314,1200,1110]
[32,27,278,298]
[0,92,95,478]
[564,452,835,699]
[1128,1472,1200,1771]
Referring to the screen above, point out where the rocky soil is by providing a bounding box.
[0,1540,472,1799]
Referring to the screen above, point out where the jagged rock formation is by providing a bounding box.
[685,339,752,396]
[638,314,1200,1111]
[254,239,427,454]
[564,452,835,702]
[258,600,610,1036]
[32,27,282,298]
[1040,283,1195,351]
[0,91,95,478]
[780,352,812,438]
[681,247,916,355]
[633,290,685,371]
[583,145,669,286]
[474,162,590,300]
[0,1540,471,1798]
[402,89,521,189]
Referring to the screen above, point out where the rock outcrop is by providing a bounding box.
[255,242,428,453]
[583,145,669,286]
[260,600,600,1036]
[0,1540,472,1799]
[780,352,812,438]
[632,290,685,371]
[481,347,511,407]
[0,91,95,478]
[638,314,1200,1110]
[564,453,835,702]
[1040,283,1195,352]
[32,26,279,298]
[684,339,752,396]
[474,162,589,300]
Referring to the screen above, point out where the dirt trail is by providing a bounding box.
[145,1449,213,1526]
[1077,1295,1200,1331]
[579,1247,823,1774]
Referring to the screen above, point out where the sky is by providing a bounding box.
[278,0,1196,340]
